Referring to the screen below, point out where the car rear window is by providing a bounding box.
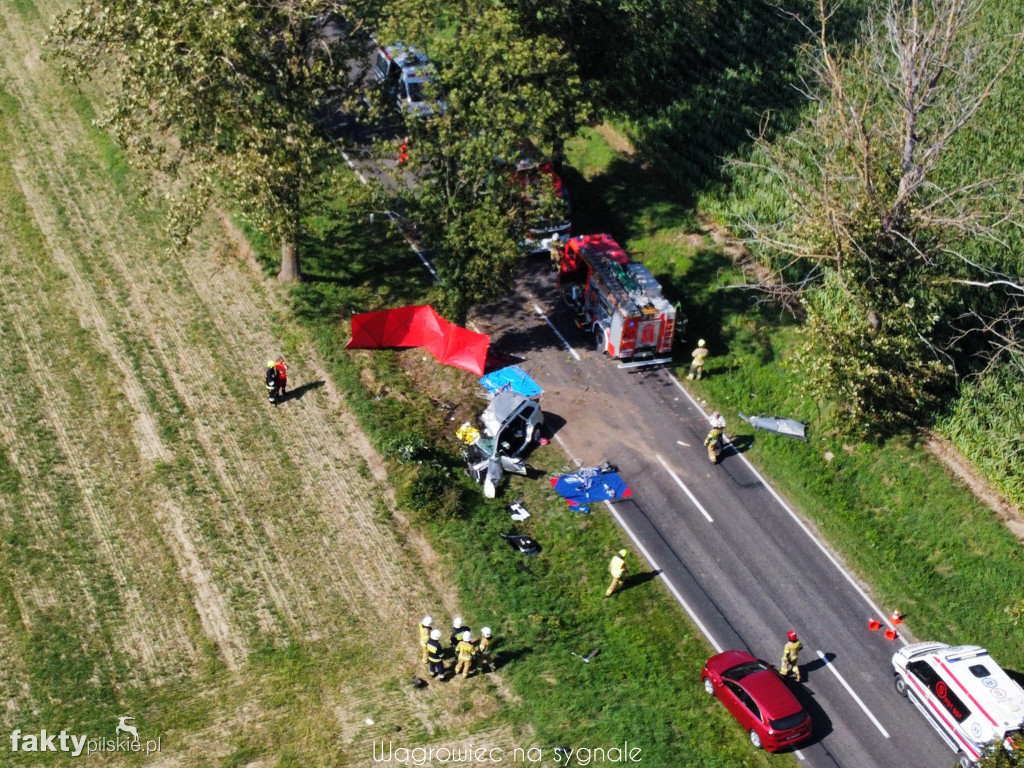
[373,52,392,80]
[723,661,769,681]
[769,712,808,731]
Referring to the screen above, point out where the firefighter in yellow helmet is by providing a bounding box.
[476,626,494,674]
[687,339,709,380]
[265,357,288,404]
[605,549,628,597]
[454,631,476,678]
[418,616,433,665]
[780,630,803,682]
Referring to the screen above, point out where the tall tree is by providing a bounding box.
[48,0,370,281]
[391,5,589,322]
[733,0,1024,435]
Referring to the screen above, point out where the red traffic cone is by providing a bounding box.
[868,618,881,631]
[884,628,898,640]
[890,609,903,625]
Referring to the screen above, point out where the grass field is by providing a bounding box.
[6,0,1024,766]
[0,2,793,767]
[0,2,528,764]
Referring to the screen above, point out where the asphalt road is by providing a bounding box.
[477,258,956,768]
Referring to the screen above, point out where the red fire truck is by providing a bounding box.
[557,234,677,367]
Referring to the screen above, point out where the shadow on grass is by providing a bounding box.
[619,570,662,593]
[728,434,755,454]
[291,216,436,325]
[621,0,869,203]
[561,156,698,244]
[280,380,326,403]
[493,646,531,669]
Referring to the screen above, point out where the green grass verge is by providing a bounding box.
[562,130,1024,670]
[276,183,782,765]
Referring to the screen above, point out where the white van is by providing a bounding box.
[370,43,444,117]
[892,642,1024,767]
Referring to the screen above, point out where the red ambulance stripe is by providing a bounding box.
[908,673,980,758]
[936,657,1000,728]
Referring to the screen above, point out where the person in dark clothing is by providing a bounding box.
[426,629,447,679]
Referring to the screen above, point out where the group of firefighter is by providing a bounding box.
[260,288,796,680]
[416,571,805,682]
[418,615,494,681]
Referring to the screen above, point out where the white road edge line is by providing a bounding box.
[550,436,722,652]
[604,499,723,654]
[339,148,440,281]
[817,650,891,738]
[667,374,905,641]
[655,454,713,523]
[533,303,581,360]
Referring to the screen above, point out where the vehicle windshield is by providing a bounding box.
[723,661,769,681]
[769,712,808,731]
[373,54,391,80]
[404,80,425,103]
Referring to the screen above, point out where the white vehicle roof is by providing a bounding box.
[480,392,540,436]
[895,642,1024,735]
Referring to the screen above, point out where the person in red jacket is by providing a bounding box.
[266,358,288,404]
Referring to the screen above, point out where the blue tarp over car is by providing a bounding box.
[479,365,543,398]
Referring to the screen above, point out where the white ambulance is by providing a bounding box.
[892,642,1024,767]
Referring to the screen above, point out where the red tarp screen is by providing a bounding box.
[346,305,490,376]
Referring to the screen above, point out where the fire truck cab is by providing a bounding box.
[558,234,676,366]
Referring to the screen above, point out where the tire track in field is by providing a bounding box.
[4,0,452,652]
[0,3,513,759]
[0,3,230,676]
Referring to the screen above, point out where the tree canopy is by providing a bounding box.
[48,0,371,281]
[388,5,589,322]
[733,0,1024,435]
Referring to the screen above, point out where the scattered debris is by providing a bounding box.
[411,676,428,689]
[739,413,808,441]
[570,649,600,664]
[500,532,541,556]
[507,498,531,521]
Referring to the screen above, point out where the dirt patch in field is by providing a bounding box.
[924,431,1024,543]
[594,123,635,156]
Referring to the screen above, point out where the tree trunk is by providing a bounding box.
[278,238,301,282]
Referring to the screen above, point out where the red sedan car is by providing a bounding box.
[702,650,813,751]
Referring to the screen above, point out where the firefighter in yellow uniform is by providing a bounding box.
[418,616,433,664]
[687,339,709,380]
[780,630,803,681]
[704,426,724,464]
[454,631,476,678]
[605,549,628,597]
[476,626,493,674]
